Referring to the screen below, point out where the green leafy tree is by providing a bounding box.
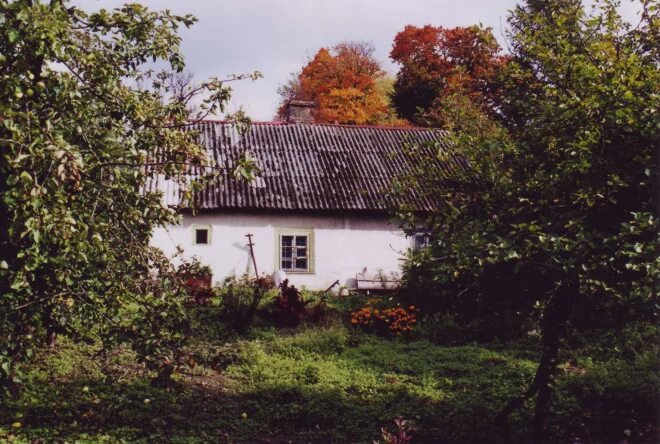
[0,1,255,396]
[394,0,658,441]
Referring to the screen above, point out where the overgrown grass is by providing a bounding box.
[218,326,540,442]
[0,298,657,443]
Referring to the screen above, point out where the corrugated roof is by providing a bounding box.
[146,121,464,212]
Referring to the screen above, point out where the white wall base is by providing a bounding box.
[151,212,410,290]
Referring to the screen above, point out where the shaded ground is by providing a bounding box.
[0,322,657,443]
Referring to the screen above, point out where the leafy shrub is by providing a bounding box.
[217,274,274,332]
[217,276,254,320]
[401,244,656,342]
[414,313,467,345]
[297,364,321,385]
[177,257,214,305]
[351,300,418,337]
[330,292,368,314]
[122,251,193,387]
[554,348,659,443]
[307,293,331,325]
[400,255,541,341]
[564,322,658,362]
[128,292,192,387]
[273,279,310,327]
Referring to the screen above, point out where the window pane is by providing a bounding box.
[280,232,312,272]
[414,234,428,249]
[196,229,209,244]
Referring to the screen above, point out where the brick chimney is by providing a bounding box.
[284,100,315,123]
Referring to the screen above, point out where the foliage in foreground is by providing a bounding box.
[0,0,258,396]
[394,0,658,439]
[0,319,656,443]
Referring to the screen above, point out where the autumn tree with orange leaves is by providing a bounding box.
[278,41,405,125]
[390,25,507,126]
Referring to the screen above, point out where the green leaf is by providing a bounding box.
[19,171,32,183]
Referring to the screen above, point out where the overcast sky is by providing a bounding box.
[83,0,641,121]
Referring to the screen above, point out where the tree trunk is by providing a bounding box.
[496,278,577,443]
[531,281,575,442]
[529,319,563,443]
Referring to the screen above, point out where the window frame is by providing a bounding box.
[275,228,315,274]
[411,232,430,250]
[192,225,212,246]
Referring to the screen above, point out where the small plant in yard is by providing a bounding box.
[299,289,333,325]
[308,294,330,325]
[376,417,415,444]
[351,300,418,337]
[218,274,275,332]
[273,279,310,327]
[177,257,214,305]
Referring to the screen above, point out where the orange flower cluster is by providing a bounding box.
[351,303,418,336]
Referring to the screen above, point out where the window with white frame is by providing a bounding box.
[278,229,313,272]
[193,225,211,245]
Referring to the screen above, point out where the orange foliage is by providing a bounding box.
[351,301,418,336]
[390,24,508,123]
[282,41,407,126]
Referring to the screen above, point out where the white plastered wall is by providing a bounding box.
[151,212,411,290]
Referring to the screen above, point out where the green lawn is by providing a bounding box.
[0,308,656,443]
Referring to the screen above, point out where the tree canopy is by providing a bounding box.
[394,0,658,440]
[277,41,405,125]
[0,0,248,395]
[390,24,507,125]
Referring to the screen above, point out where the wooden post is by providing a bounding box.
[245,233,259,277]
[324,279,340,293]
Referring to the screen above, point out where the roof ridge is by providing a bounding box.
[191,119,437,131]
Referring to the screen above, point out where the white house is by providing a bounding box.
[149,102,457,290]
